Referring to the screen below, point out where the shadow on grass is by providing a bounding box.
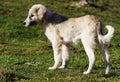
[104,68,120,78]
[93,67,120,78]
[0,68,29,81]
[88,3,107,11]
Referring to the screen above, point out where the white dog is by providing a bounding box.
[24,4,114,74]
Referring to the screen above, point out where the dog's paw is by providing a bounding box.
[105,70,110,75]
[83,71,90,74]
[105,66,110,75]
[58,66,65,69]
[48,67,57,70]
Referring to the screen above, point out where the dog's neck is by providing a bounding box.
[41,10,52,23]
[42,10,68,25]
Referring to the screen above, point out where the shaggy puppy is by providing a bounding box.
[24,4,114,74]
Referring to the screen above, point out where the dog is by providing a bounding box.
[24,4,114,74]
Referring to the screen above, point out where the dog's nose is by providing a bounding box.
[23,22,26,25]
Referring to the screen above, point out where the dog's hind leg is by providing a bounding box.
[59,44,70,69]
[98,42,110,75]
[81,37,96,74]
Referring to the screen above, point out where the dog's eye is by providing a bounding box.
[31,14,34,17]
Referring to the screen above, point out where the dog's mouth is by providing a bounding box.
[24,21,37,27]
[29,21,37,26]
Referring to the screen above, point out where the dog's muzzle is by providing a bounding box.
[23,21,37,27]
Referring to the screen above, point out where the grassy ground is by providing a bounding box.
[0,0,120,82]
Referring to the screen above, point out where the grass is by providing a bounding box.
[0,0,120,81]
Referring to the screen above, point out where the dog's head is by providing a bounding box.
[24,4,46,27]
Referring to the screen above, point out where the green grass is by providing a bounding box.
[0,0,120,82]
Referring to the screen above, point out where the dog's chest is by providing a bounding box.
[45,27,53,42]
[44,25,60,43]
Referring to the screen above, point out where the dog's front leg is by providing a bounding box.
[48,43,61,70]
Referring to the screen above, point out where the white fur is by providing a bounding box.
[104,25,114,42]
[24,4,114,74]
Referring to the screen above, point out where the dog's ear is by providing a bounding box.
[37,6,46,20]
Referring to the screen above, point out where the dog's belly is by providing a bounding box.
[62,35,81,44]
[59,30,81,44]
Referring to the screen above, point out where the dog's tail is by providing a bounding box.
[97,24,114,44]
[104,25,114,42]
